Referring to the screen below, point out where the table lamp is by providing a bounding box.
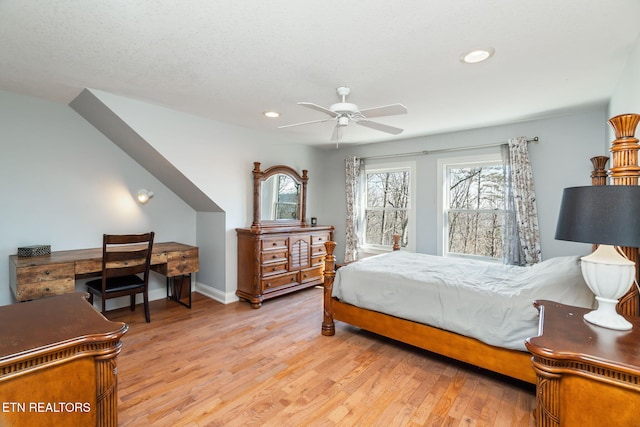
[555,186,640,330]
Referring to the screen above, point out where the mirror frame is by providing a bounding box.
[251,162,308,229]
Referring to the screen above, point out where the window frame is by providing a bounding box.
[437,153,504,260]
[360,160,416,254]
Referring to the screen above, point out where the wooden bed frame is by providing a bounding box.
[321,237,538,384]
[322,121,640,384]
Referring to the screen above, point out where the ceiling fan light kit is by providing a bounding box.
[278,86,407,144]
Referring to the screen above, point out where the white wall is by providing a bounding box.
[66,90,326,301]
[0,89,196,306]
[608,34,640,141]
[318,107,608,262]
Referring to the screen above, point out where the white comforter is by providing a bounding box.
[332,251,595,351]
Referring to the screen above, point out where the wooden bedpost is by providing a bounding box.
[590,156,609,186]
[322,241,337,336]
[392,234,401,251]
[608,113,640,317]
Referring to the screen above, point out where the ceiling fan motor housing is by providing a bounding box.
[330,102,359,114]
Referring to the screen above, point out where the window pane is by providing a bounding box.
[364,169,411,248]
[365,209,408,247]
[448,165,504,210]
[366,171,410,208]
[448,211,503,258]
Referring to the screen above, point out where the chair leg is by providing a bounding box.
[143,290,150,323]
[88,292,93,305]
[130,294,135,311]
[101,297,106,315]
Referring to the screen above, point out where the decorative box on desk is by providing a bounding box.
[17,244,51,257]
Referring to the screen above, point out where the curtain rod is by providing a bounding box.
[362,137,539,161]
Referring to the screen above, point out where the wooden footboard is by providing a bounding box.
[321,241,536,384]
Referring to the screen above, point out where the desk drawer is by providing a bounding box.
[165,248,199,276]
[75,259,101,276]
[15,263,75,301]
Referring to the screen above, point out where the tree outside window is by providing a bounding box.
[445,161,505,259]
[364,167,411,248]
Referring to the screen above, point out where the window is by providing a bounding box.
[438,154,505,260]
[362,162,415,252]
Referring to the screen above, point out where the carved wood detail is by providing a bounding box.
[608,113,640,317]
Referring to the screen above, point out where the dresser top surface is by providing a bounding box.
[526,300,640,372]
[0,292,127,362]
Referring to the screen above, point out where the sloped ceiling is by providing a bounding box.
[1,1,639,147]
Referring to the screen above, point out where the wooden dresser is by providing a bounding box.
[526,300,640,427]
[0,292,128,427]
[236,225,334,308]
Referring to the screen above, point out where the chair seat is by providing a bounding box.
[87,275,145,293]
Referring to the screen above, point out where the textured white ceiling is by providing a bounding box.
[1,1,639,147]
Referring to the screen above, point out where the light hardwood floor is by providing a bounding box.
[109,288,535,427]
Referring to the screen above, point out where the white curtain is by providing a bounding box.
[345,156,363,262]
[501,137,542,266]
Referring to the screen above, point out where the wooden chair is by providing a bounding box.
[86,232,155,322]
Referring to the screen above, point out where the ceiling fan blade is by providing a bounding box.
[278,118,333,129]
[358,103,407,119]
[356,120,404,135]
[298,102,339,118]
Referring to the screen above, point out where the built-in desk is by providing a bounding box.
[9,242,198,307]
[0,292,128,427]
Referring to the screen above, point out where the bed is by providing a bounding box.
[322,235,639,384]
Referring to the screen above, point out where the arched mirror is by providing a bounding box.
[251,162,308,228]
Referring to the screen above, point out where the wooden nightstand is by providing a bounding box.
[525,300,640,427]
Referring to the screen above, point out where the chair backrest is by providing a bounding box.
[102,232,155,280]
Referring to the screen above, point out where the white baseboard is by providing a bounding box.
[82,281,238,311]
[195,282,239,304]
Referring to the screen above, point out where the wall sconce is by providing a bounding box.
[137,189,154,204]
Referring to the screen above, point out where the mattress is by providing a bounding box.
[332,251,595,351]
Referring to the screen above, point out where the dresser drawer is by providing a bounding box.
[300,266,324,284]
[261,272,298,293]
[311,232,331,245]
[311,254,326,266]
[14,263,75,301]
[311,245,327,256]
[261,262,288,276]
[260,249,288,264]
[262,236,288,251]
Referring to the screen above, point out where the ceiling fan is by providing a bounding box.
[278,86,408,143]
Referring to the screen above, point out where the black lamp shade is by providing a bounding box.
[555,186,640,248]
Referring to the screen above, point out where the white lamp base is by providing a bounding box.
[584,296,633,330]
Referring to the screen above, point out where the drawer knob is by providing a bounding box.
[272,267,277,271]
[45,287,50,292]
[45,270,50,275]
[266,283,271,287]
[291,277,295,282]
[272,255,277,259]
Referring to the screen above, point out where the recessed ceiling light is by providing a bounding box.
[460,48,495,64]
[263,111,280,118]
